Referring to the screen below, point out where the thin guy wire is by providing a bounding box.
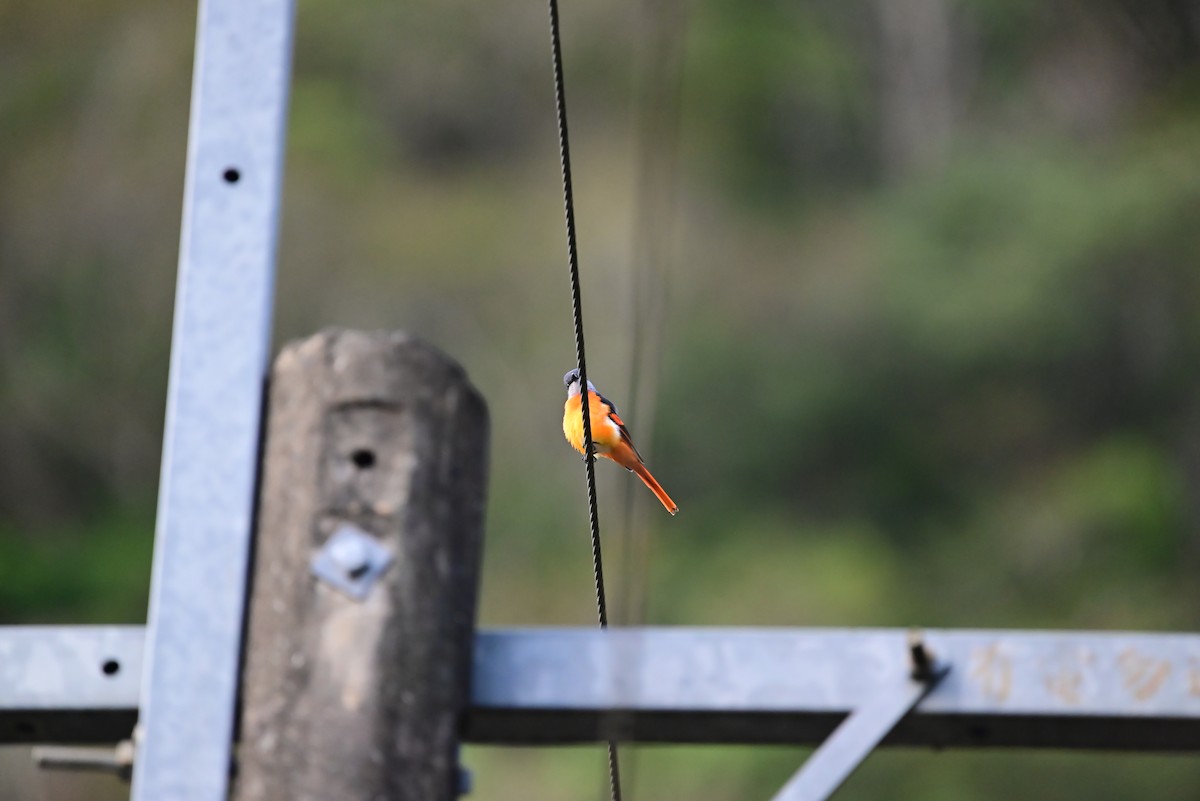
[546,1,623,800]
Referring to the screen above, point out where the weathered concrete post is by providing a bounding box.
[233,328,488,801]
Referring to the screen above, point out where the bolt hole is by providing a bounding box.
[351,449,376,469]
[101,659,121,677]
[222,167,241,184]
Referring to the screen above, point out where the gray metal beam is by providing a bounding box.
[6,627,1200,751]
[132,0,295,798]
[0,627,142,745]
[469,627,1200,750]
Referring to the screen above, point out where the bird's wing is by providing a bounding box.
[595,391,644,464]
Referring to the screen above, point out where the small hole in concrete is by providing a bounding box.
[222,167,241,183]
[351,449,376,469]
[101,659,121,677]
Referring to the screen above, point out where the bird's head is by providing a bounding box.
[563,368,593,397]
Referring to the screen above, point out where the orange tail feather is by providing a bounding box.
[632,462,678,515]
[606,441,678,515]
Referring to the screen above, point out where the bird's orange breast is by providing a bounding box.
[563,392,621,454]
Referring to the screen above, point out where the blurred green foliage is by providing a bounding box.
[3,0,1200,798]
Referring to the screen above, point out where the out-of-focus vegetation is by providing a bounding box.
[3,0,1200,798]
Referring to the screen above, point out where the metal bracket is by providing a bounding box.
[34,734,138,782]
[310,524,394,600]
[770,630,951,801]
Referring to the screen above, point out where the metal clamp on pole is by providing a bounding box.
[769,629,951,801]
[310,524,395,601]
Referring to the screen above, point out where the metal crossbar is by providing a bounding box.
[6,626,1200,752]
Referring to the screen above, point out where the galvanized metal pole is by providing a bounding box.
[131,0,295,798]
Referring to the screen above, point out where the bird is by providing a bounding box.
[562,368,678,515]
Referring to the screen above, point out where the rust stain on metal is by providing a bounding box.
[1041,648,1093,706]
[1117,647,1172,702]
[969,643,1012,703]
[1044,669,1082,704]
[1188,658,1200,698]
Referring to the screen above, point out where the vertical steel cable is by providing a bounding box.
[546,1,623,799]
[621,0,687,626]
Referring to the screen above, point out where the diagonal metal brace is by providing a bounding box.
[770,630,951,801]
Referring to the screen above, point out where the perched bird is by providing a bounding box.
[562,368,678,515]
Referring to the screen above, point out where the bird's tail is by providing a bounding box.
[632,461,678,516]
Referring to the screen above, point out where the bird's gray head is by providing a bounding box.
[563,368,594,397]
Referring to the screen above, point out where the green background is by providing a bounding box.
[3,0,1200,798]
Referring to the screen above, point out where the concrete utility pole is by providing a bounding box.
[234,328,489,801]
